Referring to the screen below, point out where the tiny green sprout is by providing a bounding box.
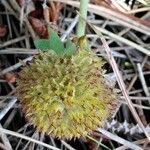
[34,28,77,56]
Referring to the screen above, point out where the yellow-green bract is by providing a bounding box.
[16,50,117,139]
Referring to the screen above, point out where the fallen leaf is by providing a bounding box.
[0,25,7,37]
[29,17,48,38]
[4,73,16,83]
[29,7,43,18]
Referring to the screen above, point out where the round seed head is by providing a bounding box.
[16,50,117,139]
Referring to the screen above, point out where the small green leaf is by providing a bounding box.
[64,39,77,56]
[48,28,65,54]
[34,28,65,55]
[34,39,50,50]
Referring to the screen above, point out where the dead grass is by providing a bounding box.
[0,0,150,149]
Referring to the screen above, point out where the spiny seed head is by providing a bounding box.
[16,50,117,139]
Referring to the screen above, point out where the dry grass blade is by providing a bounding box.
[61,15,79,41]
[0,98,17,121]
[75,9,150,144]
[0,125,12,150]
[0,36,27,48]
[120,100,150,110]
[115,138,148,150]
[1,0,149,149]
[0,56,33,76]
[0,127,61,150]
[97,128,142,150]
[0,49,38,54]
[136,0,148,5]
[137,63,150,97]
[127,7,150,14]
[87,23,150,142]
[2,0,37,39]
[52,0,150,36]
[92,26,150,56]
[61,140,76,150]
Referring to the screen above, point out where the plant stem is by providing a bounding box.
[76,0,89,37]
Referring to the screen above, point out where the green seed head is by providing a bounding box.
[16,50,117,139]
